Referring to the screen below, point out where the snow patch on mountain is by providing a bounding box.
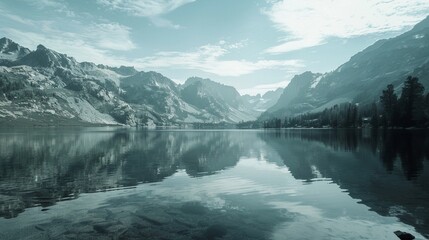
[310,76,323,88]
[0,37,30,61]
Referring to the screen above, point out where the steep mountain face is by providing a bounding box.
[182,77,241,107]
[0,38,259,126]
[120,72,205,124]
[241,88,283,113]
[263,16,429,119]
[262,72,324,118]
[18,45,80,71]
[0,37,30,64]
[0,43,137,126]
[97,64,138,76]
[180,77,259,122]
[262,88,283,102]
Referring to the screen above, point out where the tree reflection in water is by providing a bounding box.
[259,129,429,237]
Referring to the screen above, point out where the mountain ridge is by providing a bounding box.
[0,38,276,126]
[0,37,31,64]
[261,15,429,120]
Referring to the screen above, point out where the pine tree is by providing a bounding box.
[380,84,398,127]
[399,76,425,127]
[371,103,379,128]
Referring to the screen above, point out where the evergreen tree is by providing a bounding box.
[425,93,429,125]
[260,76,428,129]
[352,104,358,127]
[380,84,398,127]
[371,102,379,128]
[399,76,425,127]
[345,104,352,127]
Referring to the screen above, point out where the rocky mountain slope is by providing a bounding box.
[0,37,30,64]
[180,77,259,122]
[0,38,266,126]
[241,88,283,113]
[262,16,429,119]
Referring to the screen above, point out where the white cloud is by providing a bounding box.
[97,0,195,28]
[149,17,181,29]
[2,20,302,78]
[84,23,136,51]
[97,0,195,17]
[24,0,75,17]
[0,10,36,26]
[1,20,136,64]
[1,3,135,52]
[28,0,63,8]
[228,39,248,49]
[1,28,127,66]
[133,42,304,77]
[218,39,248,49]
[264,0,429,53]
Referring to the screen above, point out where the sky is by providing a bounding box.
[1,0,429,95]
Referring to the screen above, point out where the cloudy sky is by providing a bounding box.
[1,0,429,95]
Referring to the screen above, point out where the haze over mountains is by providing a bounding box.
[0,16,429,126]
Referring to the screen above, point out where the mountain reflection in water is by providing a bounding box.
[0,128,428,239]
[259,129,429,238]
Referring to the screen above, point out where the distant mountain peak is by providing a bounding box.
[411,15,429,32]
[0,37,12,44]
[184,77,235,91]
[97,64,138,76]
[184,76,209,86]
[36,44,48,51]
[122,71,177,91]
[0,37,30,61]
[0,37,18,47]
[262,88,283,99]
[18,43,78,69]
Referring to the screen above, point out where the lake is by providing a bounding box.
[0,128,428,240]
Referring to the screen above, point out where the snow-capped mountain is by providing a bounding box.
[262,16,429,119]
[0,38,260,126]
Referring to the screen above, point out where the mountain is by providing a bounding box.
[262,16,429,119]
[0,41,136,126]
[120,72,207,124]
[241,88,283,113]
[0,37,30,64]
[262,88,284,102]
[262,72,324,118]
[0,38,259,126]
[97,64,138,76]
[17,44,80,70]
[180,77,259,122]
[183,77,241,107]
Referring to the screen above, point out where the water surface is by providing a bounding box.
[0,128,428,239]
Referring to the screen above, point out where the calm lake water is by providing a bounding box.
[0,128,428,240]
